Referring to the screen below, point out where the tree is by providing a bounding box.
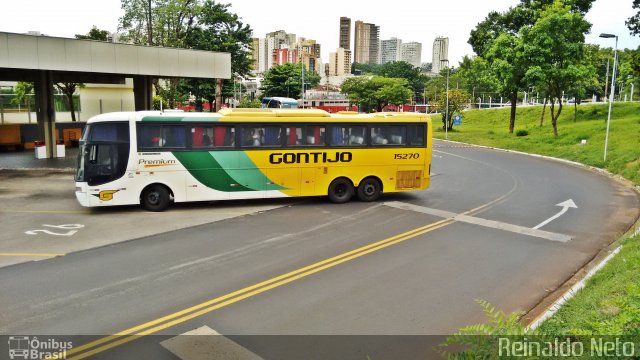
[626,0,640,35]
[180,0,254,110]
[260,63,320,99]
[352,62,381,75]
[377,61,428,102]
[55,83,81,122]
[119,0,204,108]
[470,6,530,134]
[485,30,528,133]
[457,55,500,107]
[119,1,254,111]
[119,0,201,47]
[11,82,33,106]
[436,89,471,131]
[75,26,110,41]
[468,0,595,133]
[523,1,592,136]
[341,76,412,112]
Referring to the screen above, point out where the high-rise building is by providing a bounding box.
[264,30,296,71]
[432,37,449,74]
[258,38,268,73]
[274,48,298,65]
[339,17,351,50]
[250,38,260,72]
[296,38,322,73]
[401,42,422,67]
[353,21,380,65]
[381,38,402,64]
[329,47,352,76]
[369,24,380,64]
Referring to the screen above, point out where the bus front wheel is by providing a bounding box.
[328,178,354,204]
[141,184,171,212]
[357,177,381,202]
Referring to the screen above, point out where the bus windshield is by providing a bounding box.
[261,97,298,109]
[75,122,130,186]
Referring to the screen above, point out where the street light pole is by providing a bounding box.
[301,62,305,102]
[604,58,610,101]
[600,33,618,162]
[444,59,449,139]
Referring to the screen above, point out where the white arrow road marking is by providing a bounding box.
[160,326,263,360]
[384,201,572,242]
[533,199,578,230]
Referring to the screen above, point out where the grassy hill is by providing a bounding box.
[432,102,640,185]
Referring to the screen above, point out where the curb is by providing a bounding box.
[433,138,640,329]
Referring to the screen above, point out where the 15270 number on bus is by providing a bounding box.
[394,153,420,160]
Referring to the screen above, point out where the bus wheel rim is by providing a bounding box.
[363,183,375,196]
[148,192,159,205]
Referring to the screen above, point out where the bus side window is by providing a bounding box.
[407,124,426,146]
[388,125,406,145]
[191,126,213,148]
[347,126,366,146]
[138,125,162,148]
[371,127,388,145]
[211,126,234,147]
[242,127,262,147]
[163,126,186,148]
[286,126,303,146]
[329,126,346,146]
[306,126,325,146]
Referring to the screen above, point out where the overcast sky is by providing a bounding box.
[1,0,638,66]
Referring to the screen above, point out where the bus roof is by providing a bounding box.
[86,109,431,124]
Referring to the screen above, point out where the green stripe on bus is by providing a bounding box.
[142,116,221,122]
[173,152,252,192]
[172,151,286,192]
[211,152,286,191]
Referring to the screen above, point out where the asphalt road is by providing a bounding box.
[0,140,637,359]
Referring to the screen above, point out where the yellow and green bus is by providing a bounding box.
[75,109,432,211]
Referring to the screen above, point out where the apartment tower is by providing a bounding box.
[339,17,351,50]
[353,21,380,65]
[432,37,449,74]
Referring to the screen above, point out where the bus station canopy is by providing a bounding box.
[0,31,231,81]
[0,31,231,158]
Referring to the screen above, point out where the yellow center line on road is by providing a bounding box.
[0,253,65,257]
[64,218,454,360]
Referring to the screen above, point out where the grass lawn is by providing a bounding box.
[537,233,640,336]
[432,102,640,185]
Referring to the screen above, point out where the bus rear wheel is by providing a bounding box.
[357,177,381,202]
[328,178,354,204]
[141,184,171,212]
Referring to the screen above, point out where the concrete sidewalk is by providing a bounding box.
[0,147,77,171]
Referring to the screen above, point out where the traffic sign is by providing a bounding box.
[453,115,462,125]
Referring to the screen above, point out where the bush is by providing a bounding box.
[238,99,261,108]
[516,130,529,137]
